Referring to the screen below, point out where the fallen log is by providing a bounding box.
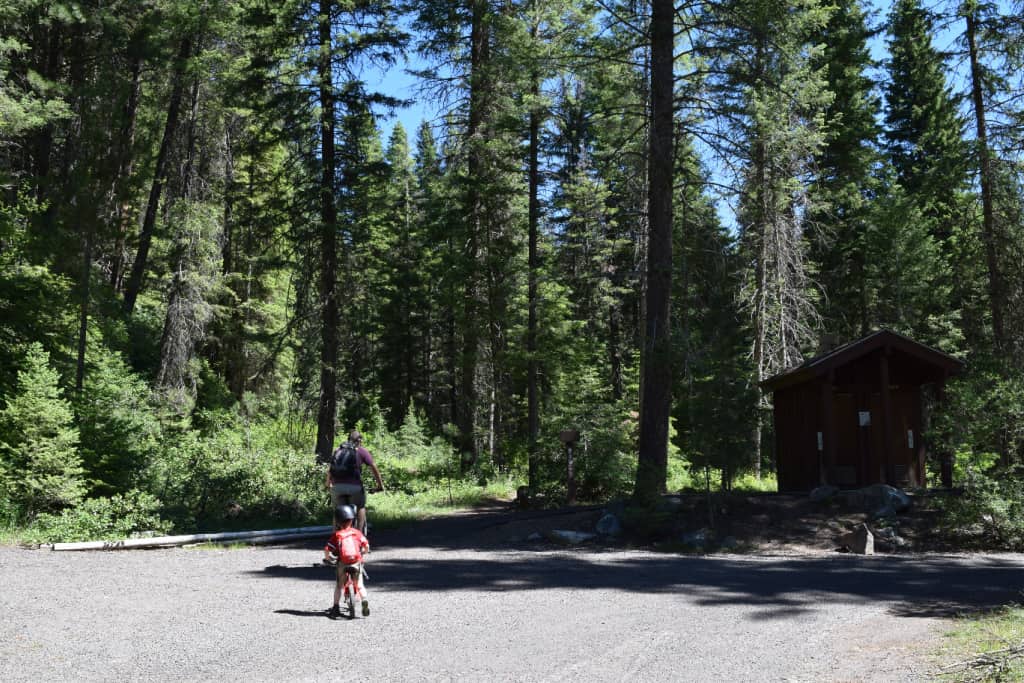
[50,525,333,551]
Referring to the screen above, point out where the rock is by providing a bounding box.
[810,485,840,503]
[720,536,739,550]
[595,513,622,537]
[870,504,897,520]
[526,532,544,542]
[826,519,846,533]
[604,500,627,518]
[873,526,907,550]
[836,523,874,555]
[859,484,912,513]
[681,528,712,549]
[549,530,596,544]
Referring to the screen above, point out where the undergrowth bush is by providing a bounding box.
[938,462,1024,550]
[147,415,323,530]
[369,478,514,527]
[23,490,172,543]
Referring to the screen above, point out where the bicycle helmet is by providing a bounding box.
[334,504,356,521]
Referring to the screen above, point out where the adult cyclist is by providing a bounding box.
[325,430,384,535]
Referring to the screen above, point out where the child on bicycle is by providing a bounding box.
[323,504,370,618]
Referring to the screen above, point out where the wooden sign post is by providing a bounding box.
[560,429,580,504]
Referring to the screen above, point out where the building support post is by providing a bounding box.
[879,349,893,484]
[820,373,836,486]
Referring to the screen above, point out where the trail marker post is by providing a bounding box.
[560,429,580,504]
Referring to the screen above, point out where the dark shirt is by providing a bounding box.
[331,445,375,486]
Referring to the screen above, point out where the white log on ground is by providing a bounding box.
[51,525,333,551]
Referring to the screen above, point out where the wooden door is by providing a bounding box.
[833,393,860,486]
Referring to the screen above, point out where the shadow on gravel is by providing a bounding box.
[248,506,1024,621]
[274,608,333,619]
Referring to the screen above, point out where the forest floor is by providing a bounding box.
[446,489,960,557]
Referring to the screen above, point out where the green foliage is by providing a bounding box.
[74,337,162,496]
[24,490,171,544]
[0,263,77,398]
[732,472,778,493]
[361,407,460,495]
[938,465,1024,550]
[2,0,1023,543]
[931,360,1024,468]
[0,343,86,519]
[538,359,639,502]
[0,8,70,139]
[147,416,322,530]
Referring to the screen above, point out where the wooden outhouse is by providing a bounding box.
[762,330,964,492]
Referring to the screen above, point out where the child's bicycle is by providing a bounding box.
[320,558,368,619]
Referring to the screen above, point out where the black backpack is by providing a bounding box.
[329,442,359,479]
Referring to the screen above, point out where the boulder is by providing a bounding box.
[719,536,739,550]
[873,526,908,551]
[846,484,911,513]
[837,523,874,555]
[681,528,712,549]
[549,530,596,544]
[810,485,840,503]
[595,513,623,537]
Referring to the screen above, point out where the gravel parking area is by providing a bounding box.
[3,511,1023,682]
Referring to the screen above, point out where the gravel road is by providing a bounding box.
[2,509,1023,682]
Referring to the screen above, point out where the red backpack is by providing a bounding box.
[337,529,363,564]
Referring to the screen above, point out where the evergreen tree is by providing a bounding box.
[673,141,756,490]
[378,123,423,427]
[808,0,883,342]
[884,0,968,245]
[703,0,833,474]
[0,343,85,518]
[884,0,973,350]
[634,0,675,501]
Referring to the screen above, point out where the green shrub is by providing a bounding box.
[732,472,778,493]
[363,408,461,495]
[24,490,172,543]
[938,463,1024,550]
[369,478,515,527]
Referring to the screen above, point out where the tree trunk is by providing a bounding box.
[123,36,193,314]
[527,70,541,489]
[458,0,489,471]
[965,4,1006,352]
[75,216,92,395]
[635,0,674,502]
[315,0,340,461]
[109,45,144,292]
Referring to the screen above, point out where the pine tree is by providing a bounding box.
[0,343,85,518]
[703,0,833,475]
[673,141,756,490]
[808,0,883,342]
[884,0,968,245]
[634,0,675,501]
[378,123,423,427]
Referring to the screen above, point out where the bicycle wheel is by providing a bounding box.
[345,587,356,619]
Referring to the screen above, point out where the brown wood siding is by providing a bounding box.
[775,384,821,491]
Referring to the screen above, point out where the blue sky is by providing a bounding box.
[368,0,986,153]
